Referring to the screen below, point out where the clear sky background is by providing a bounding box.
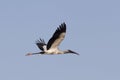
[0,0,120,80]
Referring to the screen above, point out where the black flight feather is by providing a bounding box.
[36,38,46,51]
[47,22,66,50]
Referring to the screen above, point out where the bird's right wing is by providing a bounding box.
[36,38,46,51]
[47,23,66,50]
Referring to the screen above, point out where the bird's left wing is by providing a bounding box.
[47,23,66,50]
[36,38,46,51]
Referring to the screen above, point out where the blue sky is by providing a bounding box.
[0,0,120,80]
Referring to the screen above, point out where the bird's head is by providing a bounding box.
[67,50,79,55]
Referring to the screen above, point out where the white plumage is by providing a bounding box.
[26,22,79,56]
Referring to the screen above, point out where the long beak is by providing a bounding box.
[69,50,79,55]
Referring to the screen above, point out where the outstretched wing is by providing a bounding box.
[47,22,66,50]
[36,38,46,51]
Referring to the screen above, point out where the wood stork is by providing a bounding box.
[26,22,79,56]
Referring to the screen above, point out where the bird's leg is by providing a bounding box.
[25,52,45,56]
[25,53,33,56]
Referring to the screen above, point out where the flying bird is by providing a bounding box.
[26,22,79,56]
